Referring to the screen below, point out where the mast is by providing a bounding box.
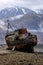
[6,22,10,34]
[6,20,12,35]
[6,19,14,35]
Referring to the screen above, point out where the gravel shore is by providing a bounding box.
[0,49,43,65]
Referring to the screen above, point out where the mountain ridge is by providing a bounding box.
[0,7,43,44]
[0,7,36,19]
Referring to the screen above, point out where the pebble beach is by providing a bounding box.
[0,47,43,65]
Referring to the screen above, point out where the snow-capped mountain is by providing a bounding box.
[0,13,43,44]
[34,9,43,14]
[0,7,36,19]
[0,7,43,44]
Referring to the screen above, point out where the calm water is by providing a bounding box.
[34,44,43,52]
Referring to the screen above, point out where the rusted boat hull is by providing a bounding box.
[5,28,37,52]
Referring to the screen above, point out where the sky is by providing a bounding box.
[0,0,43,10]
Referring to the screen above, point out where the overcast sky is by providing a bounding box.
[0,0,43,10]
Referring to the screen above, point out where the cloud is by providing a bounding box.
[0,0,43,10]
[38,23,43,32]
[0,20,7,30]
